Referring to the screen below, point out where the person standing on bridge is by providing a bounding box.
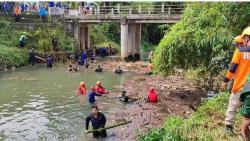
[221,27,250,135]
[14,5,21,22]
[39,6,47,23]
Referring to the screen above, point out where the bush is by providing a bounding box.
[153,3,250,78]
[0,45,29,67]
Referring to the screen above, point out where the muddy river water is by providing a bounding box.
[0,66,132,141]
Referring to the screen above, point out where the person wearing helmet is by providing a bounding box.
[95,81,109,94]
[88,86,102,104]
[148,87,157,103]
[228,35,244,92]
[233,35,244,48]
[77,82,87,95]
[19,34,26,48]
[221,27,250,135]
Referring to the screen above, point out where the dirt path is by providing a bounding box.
[91,59,206,141]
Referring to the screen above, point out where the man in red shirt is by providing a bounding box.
[95,81,109,94]
[148,87,157,103]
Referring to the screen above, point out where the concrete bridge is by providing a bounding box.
[64,4,183,59]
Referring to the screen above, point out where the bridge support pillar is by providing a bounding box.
[73,22,80,51]
[121,22,141,61]
[79,25,90,51]
[121,22,129,59]
[134,23,141,60]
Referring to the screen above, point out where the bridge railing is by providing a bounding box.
[65,4,183,16]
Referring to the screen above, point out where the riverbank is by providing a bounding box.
[88,59,206,140]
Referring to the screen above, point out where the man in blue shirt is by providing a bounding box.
[47,55,53,69]
[39,7,47,23]
[85,105,107,138]
[88,86,102,104]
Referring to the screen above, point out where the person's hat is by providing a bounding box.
[96,81,101,85]
[232,35,244,45]
[80,82,85,86]
[242,27,250,36]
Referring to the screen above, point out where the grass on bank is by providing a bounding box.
[139,93,243,141]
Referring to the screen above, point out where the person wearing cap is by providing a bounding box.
[239,75,250,141]
[221,27,250,134]
[88,86,102,103]
[77,82,87,95]
[95,81,109,94]
[228,35,244,92]
[232,35,244,48]
[85,105,107,138]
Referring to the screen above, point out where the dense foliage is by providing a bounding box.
[153,3,250,77]
[0,45,29,67]
[32,25,75,52]
[139,93,242,141]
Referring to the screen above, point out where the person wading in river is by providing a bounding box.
[95,81,109,94]
[221,27,250,135]
[85,105,107,138]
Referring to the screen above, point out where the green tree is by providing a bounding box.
[153,2,250,78]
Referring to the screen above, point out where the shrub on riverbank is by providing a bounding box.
[0,45,29,67]
[153,3,250,78]
[139,93,242,141]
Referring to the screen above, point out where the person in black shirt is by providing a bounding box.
[29,48,35,67]
[85,105,107,138]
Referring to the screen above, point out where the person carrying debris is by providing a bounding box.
[85,105,107,138]
[221,27,250,135]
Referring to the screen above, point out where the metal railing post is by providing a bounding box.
[168,7,171,15]
[161,4,164,14]
[129,7,132,15]
[117,4,120,15]
[138,5,141,14]
[97,5,100,14]
[111,8,114,15]
[148,8,151,15]
[94,7,97,15]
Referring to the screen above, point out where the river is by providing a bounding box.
[0,65,129,141]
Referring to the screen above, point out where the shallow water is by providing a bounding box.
[0,66,127,141]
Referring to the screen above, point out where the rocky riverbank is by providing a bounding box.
[89,59,206,140]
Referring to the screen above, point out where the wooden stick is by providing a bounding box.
[85,120,132,134]
[35,56,46,61]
